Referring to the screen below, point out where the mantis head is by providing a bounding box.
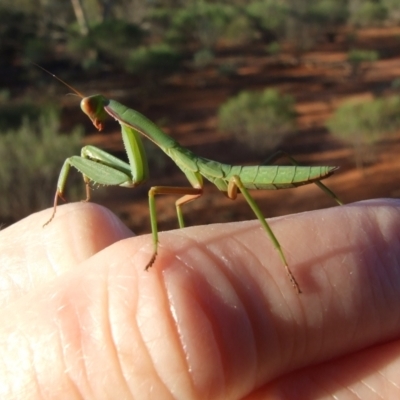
[80,95,110,131]
[31,63,110,131]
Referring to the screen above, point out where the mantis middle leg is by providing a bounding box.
[146,185,203,269]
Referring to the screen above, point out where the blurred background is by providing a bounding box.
[1,0,400,233]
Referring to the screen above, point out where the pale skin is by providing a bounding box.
[1,199,400,399]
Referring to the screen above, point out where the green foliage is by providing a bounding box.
[222,14,255,45]
[350,0,388,27]
[0,7,38,66]
[0,107,84,222]
[347,49,379,77]
[283,0,348,51]
[245,0,288,40]
[307,0,348,26]
[391,77,400,90]
[67,19,145,69]
[347,49,379,64]
[218,89,296,154]
[193,48,215,69]
[165,3,238,49]
[326,96,400,168]
[91,19,145,51]
[126,43,182,76]
[266,41,281,55]
[382,0,400,23]
[218,62,238,77]
[0,101,41,132]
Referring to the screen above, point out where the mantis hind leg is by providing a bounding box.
[228,175,301,293]
[262,150,343,206]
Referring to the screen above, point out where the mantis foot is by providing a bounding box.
[43,190,65,227]
[285,265,302,294]
[144,252,157,271]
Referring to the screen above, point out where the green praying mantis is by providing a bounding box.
[40,66,342,294]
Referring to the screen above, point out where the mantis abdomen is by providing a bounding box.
[228,165,337,190]
[197,161,337,191]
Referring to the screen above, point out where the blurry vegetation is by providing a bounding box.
[126,43,182,77]
[349,0,388,27]
[0,100,42,131]
[218,89,296,154]
[326,96,400,169]
[1,0,398,75]
[391,77,400,90]
[266,41,281,56]
[382,0,400,24]
[0,107,84,223]
[66,19,146,70]
[245,0,288,42]
[286,0,348,52]
[163,3,238,49]
[347,49,379,78]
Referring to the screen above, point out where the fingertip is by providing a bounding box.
[44,202,133,254]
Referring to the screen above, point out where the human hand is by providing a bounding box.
[1,199,400,399]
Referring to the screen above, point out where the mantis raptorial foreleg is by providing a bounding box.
[43,145,136,226]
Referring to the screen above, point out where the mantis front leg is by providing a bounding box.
[44,125,149,226]
[43,145,137,226]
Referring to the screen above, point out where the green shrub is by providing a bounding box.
[307,0,348,26]
[382,0,400,24]
[391,77,400,90]
[0,107,84,223]
[347,49,379,77]
[245,0,288,40]
[218,89,296,154]
[218,62,238,77]
[126,43,182,76]
[222,14,255,46]
[0,7,38,67]
[347,49,379,64]
[165,3,237,49]
[67,19,145,69]
[326,96,400,169]
[0,101,41,132]
[350,1,388,27]
[266,41,281,55]
[0,5,51,66]
[193,48,215,69]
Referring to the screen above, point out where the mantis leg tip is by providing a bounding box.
[144,252,157,271]
[285,264,302,294]
[43,211,56,228]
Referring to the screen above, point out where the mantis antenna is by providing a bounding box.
[31,62,85,98]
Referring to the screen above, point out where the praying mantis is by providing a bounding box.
[40,67,342,294]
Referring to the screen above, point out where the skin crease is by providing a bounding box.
[0,199,399,399]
